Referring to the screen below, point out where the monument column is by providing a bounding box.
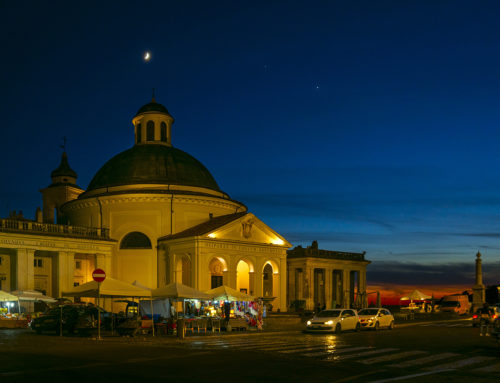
[472,251,485,311]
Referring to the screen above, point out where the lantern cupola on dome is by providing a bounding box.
[132,93,174,147]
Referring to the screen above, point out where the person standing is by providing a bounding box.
[479,303,493,336]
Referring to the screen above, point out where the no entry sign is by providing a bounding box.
[92,268,106,283]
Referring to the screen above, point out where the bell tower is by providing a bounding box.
[40,151,84,224]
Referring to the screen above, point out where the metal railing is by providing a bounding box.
[0,219,110,240]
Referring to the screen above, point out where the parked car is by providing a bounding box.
[31,304,107,335]
[306,309,360,333]
[358,308,395,330]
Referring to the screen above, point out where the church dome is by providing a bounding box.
[135,101,171,116]
[86,144,220,191]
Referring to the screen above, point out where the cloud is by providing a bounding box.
[367,260,500,286]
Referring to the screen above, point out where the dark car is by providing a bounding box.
[31,304,107,336]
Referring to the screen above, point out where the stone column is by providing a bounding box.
[472,251,486,311]
[325,268,332,309]
[15,248,35,291]
[343,269,350,308]
[279,257,287,311]
[226,268,237,289]
[249,271,255,296]
[306,265,314,310]
[55,251,75,297]
[253,270,263,298]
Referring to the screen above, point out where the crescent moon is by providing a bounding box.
[144,52,151,61]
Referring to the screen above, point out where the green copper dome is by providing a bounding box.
[87,145,220,191]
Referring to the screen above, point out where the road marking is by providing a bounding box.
[332,369,387,383]
[424,356,496,371]
[472,362,500,372]
[367,369,454,383]
[389,352,458,368]
[304,346,372,357]
[361,350,427,364]
[333,348,399,361]
[279,345,334,354]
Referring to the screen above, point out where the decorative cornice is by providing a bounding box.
[64,194,243,212]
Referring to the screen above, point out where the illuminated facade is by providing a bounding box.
[287,241,370,310]
[0,98,291,311]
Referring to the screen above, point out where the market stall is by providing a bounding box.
[205,285,263,330]
[0,291,24,328]
[62,277,152,336]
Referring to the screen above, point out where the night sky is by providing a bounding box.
[2,1,500,293]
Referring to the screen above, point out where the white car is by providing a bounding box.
[358,308,394,330]
[306,309,360,333]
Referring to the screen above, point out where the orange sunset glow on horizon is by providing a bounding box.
[367,284,472,306]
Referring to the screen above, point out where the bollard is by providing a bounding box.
[177,318,185,339]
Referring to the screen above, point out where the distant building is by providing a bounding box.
[287,241,370,311]
[0,98,291,311]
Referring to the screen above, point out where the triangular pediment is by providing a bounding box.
[204,213,291,247]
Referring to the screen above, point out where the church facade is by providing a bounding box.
[0,98,291,311]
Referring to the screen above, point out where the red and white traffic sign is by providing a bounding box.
[92,268,106,283]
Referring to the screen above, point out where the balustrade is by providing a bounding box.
[0,218,110,239]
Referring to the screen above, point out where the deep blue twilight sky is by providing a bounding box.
[2,1,500,288]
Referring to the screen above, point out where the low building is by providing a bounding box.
[287,241,370,311]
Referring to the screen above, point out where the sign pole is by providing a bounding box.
[97,282,101,340]
[91,268,106,341]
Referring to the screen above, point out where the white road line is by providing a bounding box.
[472,362,500,372]
[389,352,458,368]
[333,348,399,361]
[424,356,497,371]
[258,344,308,351]
[367,369,454,383]
[304,346,372,357]
[279,345,332,354]
[360,350,427,364]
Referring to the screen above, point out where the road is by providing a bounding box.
[1,319,499,382]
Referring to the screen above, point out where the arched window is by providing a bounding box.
[136,123,142,143]
[120,232,152,249]
[146,121,155,141]
[160,122,167,142]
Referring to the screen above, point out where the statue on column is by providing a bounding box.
[472,251,486,312]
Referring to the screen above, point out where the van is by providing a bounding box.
[439,294,471,315]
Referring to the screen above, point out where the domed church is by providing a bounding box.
[0,98,291,311]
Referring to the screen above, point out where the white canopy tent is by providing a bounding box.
[205,285,255,302]
[4,290,56,314]
[62,278,151,298]
[400,290,431,303]
[0,291,20,315]
[152,282,211,300]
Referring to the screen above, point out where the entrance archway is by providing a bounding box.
[236,259,253,294]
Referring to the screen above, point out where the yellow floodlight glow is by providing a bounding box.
[208,233,216,238]
[271,238,284,245]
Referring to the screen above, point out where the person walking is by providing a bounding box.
[479,302,493,336]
